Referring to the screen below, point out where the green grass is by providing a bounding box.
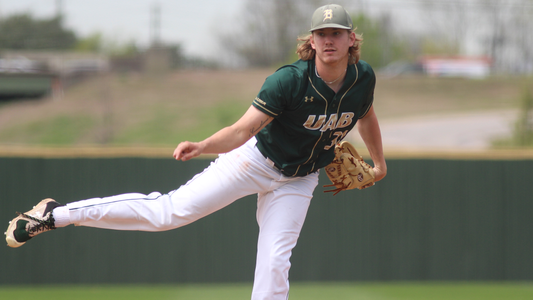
[1,282,532,300]
[0,114,96,145]
[0,71,530,147]
[112,100,248,145]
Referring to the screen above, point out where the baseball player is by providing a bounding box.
[5,4,386,300]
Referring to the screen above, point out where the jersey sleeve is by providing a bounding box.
[357,62,376,119]
[252,66,303,118]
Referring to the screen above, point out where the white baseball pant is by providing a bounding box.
[54,137,319,300]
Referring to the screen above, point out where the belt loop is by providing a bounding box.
[265,156,287,175]
[265,157,276,169]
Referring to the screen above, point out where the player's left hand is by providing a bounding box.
[323,141,376,195]
[173,141,204,161]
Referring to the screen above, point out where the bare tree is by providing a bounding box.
[477,0,510,73]
[219,0,351,67]
[418,0,476,54]
[415,0,533,74]
[219,0,302,67]
[475,0,533,74]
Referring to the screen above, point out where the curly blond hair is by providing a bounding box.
[296,30,363,65]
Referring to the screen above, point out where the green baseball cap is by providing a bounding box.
[309,4,353,32]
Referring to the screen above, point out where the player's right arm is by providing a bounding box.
[356,105,387,182]
[173,105,273,161]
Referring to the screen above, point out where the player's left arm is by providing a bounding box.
[356,105,387,182]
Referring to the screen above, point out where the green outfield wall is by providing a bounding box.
[1,156,532,284]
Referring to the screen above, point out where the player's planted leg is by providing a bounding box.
[5,198,62,248]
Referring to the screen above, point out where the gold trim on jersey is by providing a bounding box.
[254,97,279,117]
[336,64,358,117]
[300,75,329,168]
[290,64,359,176]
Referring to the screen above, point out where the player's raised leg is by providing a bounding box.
[63,140,272,231]
[5,137,277,247]
[5,198,63,248]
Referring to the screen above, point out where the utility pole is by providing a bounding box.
[146,2,170,74]
[150,2,161,47]
[56,0,63,26]
[56,0,63,17]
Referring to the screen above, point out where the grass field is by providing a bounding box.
[0,70,530,147]
[1,282,532,300]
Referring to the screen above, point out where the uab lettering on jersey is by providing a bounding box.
[303,113,354,150]
[303,112,354,131]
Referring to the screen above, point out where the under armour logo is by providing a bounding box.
[323,9,333,21]
[305,96,314,103]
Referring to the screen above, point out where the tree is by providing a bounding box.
[513,87,533,147]
[418,0,472,55]
[418,0,533,74]
[74,32,104,53]
[350,13,412,69]
[220,0,412,68]
[219,0,323,67]
[0,14,76,50]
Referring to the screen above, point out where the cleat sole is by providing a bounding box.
[6,235,23,248]
[5,198,59,248]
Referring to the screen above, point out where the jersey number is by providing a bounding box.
[324,130,349,150]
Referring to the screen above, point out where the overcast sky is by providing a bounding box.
[0,0,501,60]
[0,0,245,58]
[0,0,422,58]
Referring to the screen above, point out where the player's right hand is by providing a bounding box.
[173,141,204,161]
[372,164,387,182]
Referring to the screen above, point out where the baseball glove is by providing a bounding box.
[323,141,375,195]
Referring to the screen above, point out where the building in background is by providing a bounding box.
[419,55,492,79]
[0,51,109,100]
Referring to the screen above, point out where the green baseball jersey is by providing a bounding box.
[252,59,375,177]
